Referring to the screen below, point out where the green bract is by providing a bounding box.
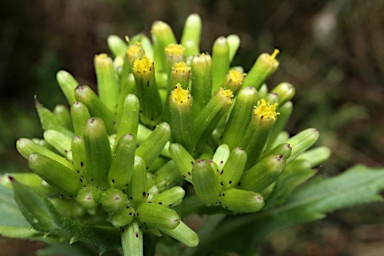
[3,13,340,256]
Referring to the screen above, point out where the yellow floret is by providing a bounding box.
[127,42,144,59]
[171,83,191,105]
[165,44,185,56]
[254,99,279,120]
[219,87,234,100]
[133,56,153,74]
[227,70,245,85]
[172,62,191,73]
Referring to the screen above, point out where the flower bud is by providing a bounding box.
[76,184,102,210]
[70,102,91,136]
[240,154,286,193]
[227,34,240,62]
[100,188,128,212]
[83,117,112,188]
[272,82,295,105]
[136,202,180,229]
[295,146,331,168]
[212,37,230,94]
[151,21,177,72]
[122,222,143,256]
[129,156,147,204]
[192,159,222,205]
[243,49,280,89]
[43,130,72,157]
[220,188,264,213]
[286,128,320,164]
[110,206,135,228]
[220,147,247,190]
[74,85,116,134]
[153,186,185,207]
[169,143,195,183]
[94,54,119,112]
[212,144,231,172]
[154,160,180,191]
[53,105,72,131]
[190,53,212,114]
[159,221,199,247]
[116,94,140,142]
[56,70,79,105]
[181,14,202,57]
[266,101,293,149]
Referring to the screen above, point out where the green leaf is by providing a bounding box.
[189,165,384,255]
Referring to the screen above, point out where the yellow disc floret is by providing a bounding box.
[227,70,245,85]
[219,87,234,102]
[254,99,280,120]
[127,42,144,60]
[172,62,191,73]
[94,53,112,67]
[165,44,185,56]
[171,83,191,105]
[133,56,153,74]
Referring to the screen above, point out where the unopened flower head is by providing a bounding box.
[127,42,144,62]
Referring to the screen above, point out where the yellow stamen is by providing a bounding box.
[172,62,191,73]
[227,70,245,85]
[133,56,153,74]
[171,83,191,105]
[219,87,234,100]
[254,99,279,120]
[165,44,185,56]
[270,49,280,60]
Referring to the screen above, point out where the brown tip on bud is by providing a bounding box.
[34,96,41,106]
[237,147,243,151]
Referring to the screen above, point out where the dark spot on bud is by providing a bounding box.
[90,178,93,181]
[80,162,84,167]
[182,175,186,178]
[64,150,68,153]
[229,180,232,184]
[151,118,154,121]
[80,179,83,182]
[257,196,262,201]
[140,109,142,113]
[111,180,115,183]
[191,161,195,165]
[188,172,191,175]
[158,202,162,205]
[143,192,146,196]
[8,176,15,182]
[135,232,139,238]
[126,206,129,208]
[69,195,73,198]
[76,170,80,174]
[130,196,133,200]
[129,212,133,215]
[90,118,96,123]
[237,182,241,186]
[220,160,224,165]
[220,182,223,185]
[220,170,224,175]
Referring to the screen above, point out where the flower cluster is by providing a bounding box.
[6,14,330,255]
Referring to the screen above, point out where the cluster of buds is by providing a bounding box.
[5,14,330,255]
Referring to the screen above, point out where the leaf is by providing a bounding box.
[189,165,384,255]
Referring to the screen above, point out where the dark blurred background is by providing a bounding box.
[1,0,384,255]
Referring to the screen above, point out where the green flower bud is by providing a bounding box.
[227,34,240,62]
[221,86,258,150]
[74,85,116,134]
[132,56,163,127]
[220,147,247,190]
[71,136,87,179]
[295,146,331,168]
[0,172,54,195]
[94,54,119,112]
[159,221,199,247]
[151,21,177,72]
[147,156,168,173]
[43,130,72,157]
[212,144,231,172]
[272,82,295,105]
[122,222,143,256]
[136,202,180,229]
[212,37,230,94]
[83,117,112,188]
[107,35,128,57]
[261,143,292,160]
[153,186,185,207]
[108,134,136,189]
[16,138,72,170]
[169,143,195,183]
[56,70,79,105]
[243,49,280,89]
[181,14,202,57]
[53,105,72,131]
[76,184,102,210]
[240,154,286,193]
[116,94,140,143]
[266,101,293,149]
[220,188,264,213]
[116,74,137,123]
[70,101,91,137]
[154,160,180,191]
[100,188,128,212]
[194,88,233,147]
[286,128,320,164]
[110,206,135,228]
[130,156,148,204]
[35,98,74,138]
[136,122,171,168]
[192,159,222,205]
[28,153,83,196]
[131,34,153,59]
[165,44,185,76]
[169,85,194,152]
[190,53,212,114]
